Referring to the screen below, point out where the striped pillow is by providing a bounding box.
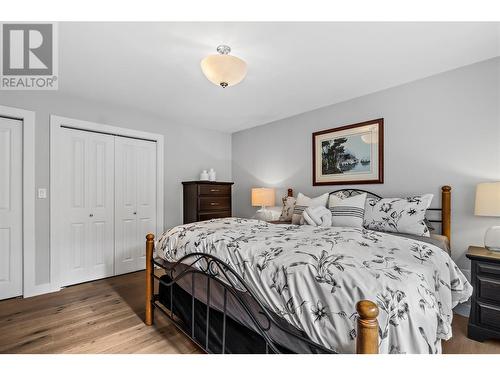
[328,193,367,228]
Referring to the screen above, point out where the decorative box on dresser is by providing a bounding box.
[182,181,234,224]
[466,245,500,342]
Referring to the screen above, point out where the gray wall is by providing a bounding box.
[232,57,500,271]
[0,92,232,286]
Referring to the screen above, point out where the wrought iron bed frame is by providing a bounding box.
[144,185,451,354]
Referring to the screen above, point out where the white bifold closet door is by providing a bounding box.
[0,117,22,299]
[114,137,157,275]
[56,129,115,286]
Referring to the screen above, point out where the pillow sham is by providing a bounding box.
[279,196,296,221]
[363,194,433,237]
[328,193,367,228]
[292,192,329,225]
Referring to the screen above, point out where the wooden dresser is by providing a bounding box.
[182,181,234,224]
[466,246,500,342]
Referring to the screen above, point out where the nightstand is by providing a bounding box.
[466,246,500,342]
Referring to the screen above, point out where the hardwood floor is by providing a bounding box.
[0,271,201,354]
[442,315,500,354]
[0,271,498,354]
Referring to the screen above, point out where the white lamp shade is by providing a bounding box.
[475,182,500,217]
[201,54,247,88]
[251,188,275,207]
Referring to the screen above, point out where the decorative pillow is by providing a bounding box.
[328,193,367,228]
[279,196,296,221]
[292,193,329,225]
[363,194,433,237]
[253,206,282,221]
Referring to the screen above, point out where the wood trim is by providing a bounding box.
[442,185,451,245]
[312,118,384,186]
[145,233,155,326]
[356,300,379,354]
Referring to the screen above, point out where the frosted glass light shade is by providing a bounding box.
[251,188,275,207]
[201,54,247,88]
[475,182,500,216]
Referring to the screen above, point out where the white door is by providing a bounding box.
[55,128,115,286]
[0,117,22,299]
[115,137,157,275]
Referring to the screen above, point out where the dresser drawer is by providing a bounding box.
[198,211,231,221]
[477,261,500,277]
[183,181,233,224]
[199,184,231,196]
[477,302,500,330]
[477,276,500,303]
[199,196,231,211]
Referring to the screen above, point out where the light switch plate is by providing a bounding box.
[38,188,47,199]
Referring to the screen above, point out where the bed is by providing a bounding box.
[144,185,472,354]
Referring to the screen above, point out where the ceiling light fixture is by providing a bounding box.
[200,45,247,88]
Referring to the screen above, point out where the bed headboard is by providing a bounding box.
[285,185,452,243]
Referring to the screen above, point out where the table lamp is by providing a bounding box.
[475,182,500,251]
[251,188,275,221]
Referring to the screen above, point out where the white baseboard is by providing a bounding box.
[23,283,61,298]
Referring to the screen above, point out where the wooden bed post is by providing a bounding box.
[442,185,451,245]
[145,233,155,326]
[356,300,379,354]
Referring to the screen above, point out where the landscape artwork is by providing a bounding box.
[313,118,384,185]
[321,134,371,175]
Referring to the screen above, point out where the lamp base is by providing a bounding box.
[485,226,500,252]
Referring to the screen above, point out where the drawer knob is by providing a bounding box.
[210,189,220,192]
[210,202,219,206]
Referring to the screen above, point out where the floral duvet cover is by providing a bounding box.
[156,218,472,354]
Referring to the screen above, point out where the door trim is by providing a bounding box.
[0,105,37,298]
[50,115,164,291]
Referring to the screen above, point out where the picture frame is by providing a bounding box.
[312,118,384,185]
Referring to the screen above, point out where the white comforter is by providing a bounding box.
[156,218,472,354]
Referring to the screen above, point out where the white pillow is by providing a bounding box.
[253,206,282,221]
[328,193,367,228]
[363,194,433,237]
[292,192,329,224]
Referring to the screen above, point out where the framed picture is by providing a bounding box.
[312,118,384,185]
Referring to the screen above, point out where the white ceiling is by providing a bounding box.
[60,22,499,133]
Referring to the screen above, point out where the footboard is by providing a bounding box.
[144,233,379,354]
